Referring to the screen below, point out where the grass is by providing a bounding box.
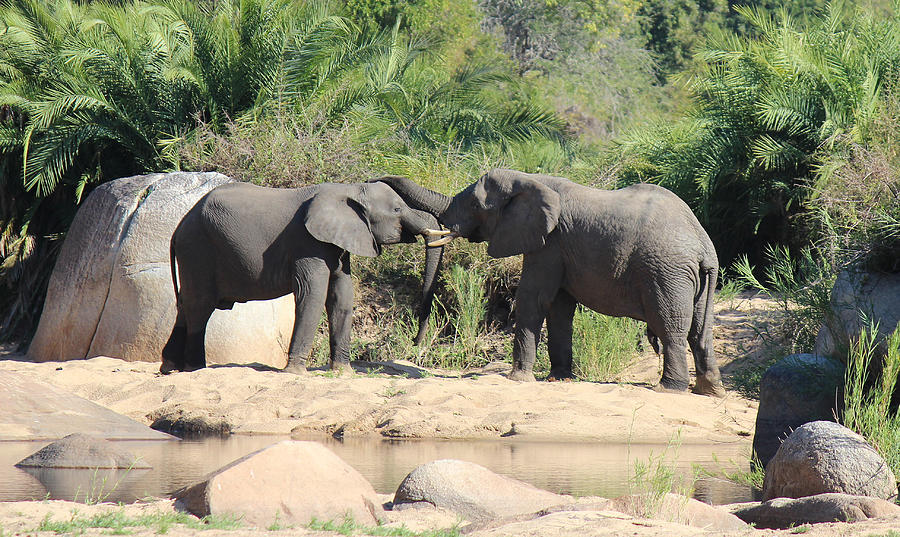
[307,514,460,537]
[715,273,746,305]
[732,245,835,356]
[626,431,695,519]
[445,264,488,365]
[572,307,644,382]
[71,462,144,506]
[840,324,900,480]
[709,452,766,490]
[36,510,243,534]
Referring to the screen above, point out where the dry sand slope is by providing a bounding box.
[0,355,756,442]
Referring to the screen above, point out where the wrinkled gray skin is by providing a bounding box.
[161,181,443,374]
[378,169,724,396]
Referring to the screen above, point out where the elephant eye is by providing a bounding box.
[393,206,402,213]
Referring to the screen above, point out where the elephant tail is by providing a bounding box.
[697,259,717,337]
[169,235,180,308]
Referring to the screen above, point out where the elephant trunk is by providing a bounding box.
[417,235,444,346]
[407,208,444,346]
[374,176,452,218]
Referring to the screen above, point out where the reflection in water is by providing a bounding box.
[0,435,756,505]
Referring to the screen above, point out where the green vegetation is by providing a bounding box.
[614,2,900,270]
[841,325,900,479]
[572,307,644,382]
[308,514,460,537]
[627,432,695,519]
[36,509,243,534]
[716,453,766,490]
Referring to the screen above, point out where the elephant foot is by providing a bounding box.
[692,375,726,398]
[651,383,688,395]
[159,360,179,375]
[282,362,308,375]
[508,369,536,382]
[546,369,575,382]
[653,377,689,394]
[329,362,354,376]
[182,363,205,373]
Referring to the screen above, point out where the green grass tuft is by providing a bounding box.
[36,510,243,534]
[307,514,460,537]
[841,324,900,481]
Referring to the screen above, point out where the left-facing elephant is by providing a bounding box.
[160,180,447,374]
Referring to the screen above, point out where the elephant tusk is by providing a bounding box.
[427,233,457,247]
[424,228,452,236]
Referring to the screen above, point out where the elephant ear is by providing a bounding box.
[304,191,379,257]
[485,173,561,258]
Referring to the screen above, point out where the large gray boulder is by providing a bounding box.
[730,493,900,529]
[763,421,897,501]
[16,433,150,469]
[816,269,900,362]
[173,441,383,527]
[393,459,570,522]
[752,354,844,467]
[28,172,293,367]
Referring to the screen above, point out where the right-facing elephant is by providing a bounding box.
[378,169,725,396]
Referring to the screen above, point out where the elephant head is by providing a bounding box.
[307,181,445,345]
[376,169,561,258]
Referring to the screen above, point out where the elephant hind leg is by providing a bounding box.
[688,282,724,397]
[644,284,693,393]
[161,308,187,374]
[180,300,215,372]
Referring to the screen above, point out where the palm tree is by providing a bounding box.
[615,3,900,267]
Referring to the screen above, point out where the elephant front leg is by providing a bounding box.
[509,255,561,382]
[284,258,330,374]
[325,252,354,375]
[546,290,576,380]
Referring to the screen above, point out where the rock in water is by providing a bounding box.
[763,421,897,501]
[393,459,570,521]
[173,441,383,527]
[16,433,150,469]
[752,354,844,467]
[27,172,293,367]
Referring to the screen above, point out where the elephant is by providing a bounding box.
[160,180,448,374]
[377,169,725,396]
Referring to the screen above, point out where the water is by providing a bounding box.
[0,435,755,505]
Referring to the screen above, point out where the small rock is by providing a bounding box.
[173,440,383,527]
[16,433,150,469]
[393,459,571,522]
[763,421,897,501]
[730,493,900,529]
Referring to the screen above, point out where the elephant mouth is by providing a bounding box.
[424,229,456,247]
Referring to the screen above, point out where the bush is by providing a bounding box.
[177,111,381,187]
